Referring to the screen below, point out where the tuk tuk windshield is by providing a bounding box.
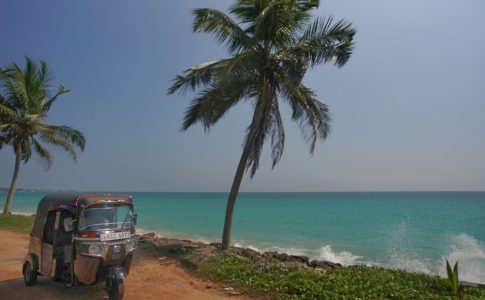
[79,204,134,231]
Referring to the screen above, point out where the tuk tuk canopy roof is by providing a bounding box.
[31,193,133,238]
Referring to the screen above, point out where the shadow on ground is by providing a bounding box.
[0,276,107,300]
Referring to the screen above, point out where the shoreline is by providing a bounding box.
[1,215,484,299]
[8,211,485,285]
[138,231,485,288]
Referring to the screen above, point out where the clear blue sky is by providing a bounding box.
[1,0,484,192]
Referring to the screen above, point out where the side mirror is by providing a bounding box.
[64,217,74,232]
[133,214,138,225]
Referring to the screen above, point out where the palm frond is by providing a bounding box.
[230,0,266,25]
[0,65,26,110]
[193,8,252,53]
[38,129,79,163]
[280,83,331,153]
[42,85,70,113]
[38,124,86,151]
[182,74,255,131]
[168,60,226,95]
[245,87,276,177]
[286,16,356,68]
[32,137,53,169]
[168,51,260,95]
[0,95,15,117]
[269,97,285,168]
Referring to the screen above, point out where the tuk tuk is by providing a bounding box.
[23,193,138,300]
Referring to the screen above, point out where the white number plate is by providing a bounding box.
[100,231,131,241]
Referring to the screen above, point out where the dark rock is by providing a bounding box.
[262,251,276,259]
[309,260,342,269]
[230,247,262,262]
[139,232,156,243]
[276,252,290,261]
[460,281,485,289]
[290,255,310,264]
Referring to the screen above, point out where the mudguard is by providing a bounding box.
[24,253,39,273]
[108,266,127,281]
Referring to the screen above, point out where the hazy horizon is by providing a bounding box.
[1,0,484,192]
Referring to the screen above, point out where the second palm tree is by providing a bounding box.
[168,0,356,250]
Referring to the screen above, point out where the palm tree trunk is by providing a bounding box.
[221,107,263,250]
[3,143,21,215]
[221,139,252,250]
[221,72,271,250]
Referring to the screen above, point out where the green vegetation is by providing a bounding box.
[447,259,463,298]
[200,255,485,300]
[168,0,356,249]
[0,57,85,214]
[0,214,35,233]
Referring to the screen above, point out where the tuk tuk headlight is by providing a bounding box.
[88,243,106,256]
[126,238,137,252]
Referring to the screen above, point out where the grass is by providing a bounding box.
[0,214,35,233]
[199,255,485,300]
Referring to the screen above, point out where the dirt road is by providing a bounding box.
[0,230,246,300]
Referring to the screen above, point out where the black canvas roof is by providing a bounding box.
[31,193,132,238]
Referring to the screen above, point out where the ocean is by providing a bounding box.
[1,191,484,283]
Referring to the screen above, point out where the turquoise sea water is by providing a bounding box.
[1,191,484,283]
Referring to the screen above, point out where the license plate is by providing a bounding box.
[100,231,130,241]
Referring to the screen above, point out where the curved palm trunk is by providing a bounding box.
[221,138,253,250]
[221,107,263,250]
[3,143,21,215]
[221,72,272,250]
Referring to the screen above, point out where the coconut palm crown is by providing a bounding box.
[168,0,356,249]
[0,57,85,214]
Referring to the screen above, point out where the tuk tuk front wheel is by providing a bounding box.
[107,276,124,300]
[23,262,37,286]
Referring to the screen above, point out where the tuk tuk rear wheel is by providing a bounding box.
[107,276,124,300]
[23,262,37,286]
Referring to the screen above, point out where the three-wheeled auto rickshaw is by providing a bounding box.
[23,193,138,300]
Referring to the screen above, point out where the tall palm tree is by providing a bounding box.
[0,57,85,214]
[168,0,356,249]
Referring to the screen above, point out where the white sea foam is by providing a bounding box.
[387,219,434,274]
[439,233,485,284]
[234,242,363,266]
[10,211,35,216]
[385,230,485,284]
[233,242,309,258]
[317,245,363,266]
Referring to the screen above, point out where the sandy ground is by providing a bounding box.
[0,230,248,300]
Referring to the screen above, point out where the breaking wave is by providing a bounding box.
[439,233,485,284]
[317,245,363,266]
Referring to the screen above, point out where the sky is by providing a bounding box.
[0,0,484,192]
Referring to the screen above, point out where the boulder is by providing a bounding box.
[309,260,342,269]
[290,255,310,264]
[139,232,156,243]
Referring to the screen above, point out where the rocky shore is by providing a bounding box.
[138,232,485,293]
[139,232,342,272]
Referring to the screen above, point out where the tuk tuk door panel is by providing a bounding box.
[41,243,53,275]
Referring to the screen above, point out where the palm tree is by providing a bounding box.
[168,0,356,249]
[0,57,85,214]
